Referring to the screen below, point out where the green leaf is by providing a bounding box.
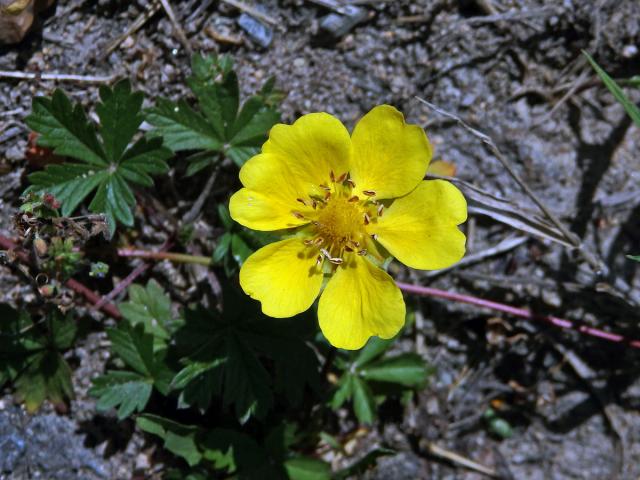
[360,353,430,388]
[212,232,232,263]
[330,373,353,410]
[201,428,268,475]
[354,336,393,368]
[119,280,178,347]
[584,51,640,127]
[172,283,319,421]
[0,308,76,412]
[627,255,640,262]
[90,370,153,419]
[351,376,376,425]
[223,333,274,423]
[148,54,280,169]
[26,80,172,236]
[106,323,173,394]
[230,234,252,265]
[173,306,273,422]
[15,349,74,412]
[137,414,203,467]
[284,457,332,480]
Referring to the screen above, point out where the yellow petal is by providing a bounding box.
[350,105,431,199]
[318,255,405,350]
[239,238,323,318]
[230,152,314,231]
[368,180,467,270]
[262,112,352,194]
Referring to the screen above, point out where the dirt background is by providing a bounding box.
[0,0,640,478]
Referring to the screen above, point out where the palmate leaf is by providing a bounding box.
[330,335,432,424]
[26,80,172,236]
[0,307,77,412]
[171,284,320,423]
[89,323,174,419]
[148,54,281,170]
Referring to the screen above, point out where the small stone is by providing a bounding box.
[622,44,638,58]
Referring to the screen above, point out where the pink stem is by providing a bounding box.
[396,281,640,349]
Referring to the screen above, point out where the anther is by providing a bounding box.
[346,179,356,188]
[337,172,348,183]
[297,198,309,206]
[357,249,368,256]
[344,246,354,252]
[292,211,305,220]
[316,255,323,266]
[348,195,359,202]
[329,257,344,265]
[324,191,331,201]
[363,190,376,197]
[313,237,324,246]
[304,239,314,245]
[363,213,370,225]
[319,184,331,191]
[371,233,378,240]
[377,204,384,216]
[330,170,336,183]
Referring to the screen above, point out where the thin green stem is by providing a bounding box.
[117,248,212,266]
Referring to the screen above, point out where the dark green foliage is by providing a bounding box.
[26,80,172,236]
[172,282,320,422]
[89,323,174,419]
[139,416,331,480]
[148,53,281,173]
[0,306,76,412]
[330,336,432,425]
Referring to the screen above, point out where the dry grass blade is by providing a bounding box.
[416,96,603,272]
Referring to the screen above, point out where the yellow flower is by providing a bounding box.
[229,105,467,350]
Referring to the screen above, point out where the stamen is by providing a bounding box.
[330,170,336,183]
[303,238,314,245]
[371,233,378,240]
[296,198,307,206]
[324,191,331,201]
[329,257,343,265]
[292,211,305,219]
[337,172,348,183]
[363,190,376,197]
[377,204,384,216]
[316,255,323,266]
[344,246,354,252]
[363,213,370,225]
[313,237,324,246]
[348,196,359,202]
[319,184,331,191]
[358,249,368,256]
[346,179,356,188]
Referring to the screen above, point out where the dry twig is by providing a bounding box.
[0,71,116,84]
[158,0,194,55]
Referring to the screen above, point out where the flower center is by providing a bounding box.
[293,171,384,266]
[315,195,364,250]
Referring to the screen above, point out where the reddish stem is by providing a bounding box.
[397,281,640,349]
[0,234,121,320]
